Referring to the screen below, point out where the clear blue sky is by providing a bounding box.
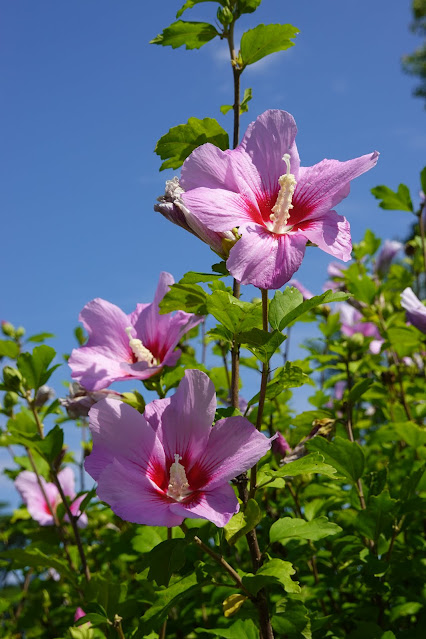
[1,1,424,502]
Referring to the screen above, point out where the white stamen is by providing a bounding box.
[125,326,157,366]
[269,153,297,234]
[167,454,190,501]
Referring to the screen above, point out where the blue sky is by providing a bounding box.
[1,1,425,503]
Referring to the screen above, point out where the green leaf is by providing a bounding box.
[371,183,413,212]
[344,273,376,305]
[121,391,146,413]
[392,421,426,448]
[240,87,253,113]
[420,166,426,194]
[146,539,188,586]
[136,572,199,635]
[150,20,218,50]
[0,339,19,358]
[355,490,398,541]
[206,291,262,334]
[267,452,341,479]
[239,328,285,363]
[37,425,64,464]
[26,332,55,343]
[176,0,225,18]
[387,325,420,357]
[307,436,365,483]
[237,0,262,15]
[17,345,59,391]
[240,23,299,67]
[248,362,312,407]
[2,548,76,583]
[159,282,208,315]
[278,290,349,330]
[272,599,311,639]
[270,516,342,543]
[132,527,166,554]
[352,229,381,260]
[224,499,262,545]
[242,558,300,595]
[155,117,229,170]
[269,287,303,331]
[194,619,259,639]
[389,601,422,622]
[348,378,374,403]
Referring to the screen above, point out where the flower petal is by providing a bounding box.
[96,459,183,527]
[69,345,134,391]
[240,110,300,192]
[182,187,262,232]
[155,370,216,466]
[76,298,131,356]
[57,467,76,499]
[292,152,379,223]
[180,144,235,191]
[196,416,274,490]
[85,399,166,488]
[297,211,352,261]
[227,224,306,289]
[14,471,58,526]
[169,483,239,527]
[144,397,172,432]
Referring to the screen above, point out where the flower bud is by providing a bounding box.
[217,6,233,25]
[2,366,23,392]
[34,385,55,407]
[1,321,15,337]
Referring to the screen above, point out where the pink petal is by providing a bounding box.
[76,298,131,357]
[240,110,300,193]
[182,186,262,232]
[69,345,134,391]
[197,416,274,490]
[181,144,235,192]
[96,459,183,527]
[297,211,352,261]
[144,397,172,432]
[169,483,239,527]
[291,152,379,224]
[85,399,166,487]
[57,467,76,499]
[69,494,88,528]
[227,224,306,289]
[155,370,216,467]
[15,471,58,526]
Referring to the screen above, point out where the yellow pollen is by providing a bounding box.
[125,327,157,366]
[167,454,190,501]
[269,153,297,234]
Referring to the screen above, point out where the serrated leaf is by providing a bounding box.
[206,291,262,334]
[355,490,398,541]
[145,538,188,586]
[176,0,224,19]
[240,23,299,67]
[132,527,167,554]
[136,572,198,635]
[0,340,19,358]
[237,0,262,15]
[248,362,312,407]
[155,117,229,170]
[150,20,218,50]
[278,290,349,330]
[269,287,303,330]
[270,516,342,543]
[348,378,374,403]
[371,183,413,212]
[272,598,311,639]
[242,558,300,595]
[2,548,75,583]
[307,436,365,483]
[224,499,262,545]
[239,328,285,363]
[37,425,63,464]
[268,452,341,479]
[159,282,208,315]
[17,345,59,391]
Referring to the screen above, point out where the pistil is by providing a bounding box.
[167,454,190,501]
[269,153,297,234]
[125,327,157,366]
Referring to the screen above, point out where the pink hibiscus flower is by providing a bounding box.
[85,370,274,528]
[339,303,383,354]
[401,287,426,333]
[180,110,378,289]
[68,272,202,391]
[14,467,88,527]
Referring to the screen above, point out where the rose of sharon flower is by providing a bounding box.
[289,279,314,300]
[68,272,202,391]
[375,240,402,277]
[85,370,274,527]
[14,467,87,527]
[339,304,383,354]
[154,177,235,258]
[180,109,378,289]
[401,287,426,333]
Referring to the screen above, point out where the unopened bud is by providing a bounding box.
[1,321,15,337]
[3,391,19,410]
[217,6,233,25]
[34,385,55,407]
[2,366,23,392]
[15,326,25,338]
